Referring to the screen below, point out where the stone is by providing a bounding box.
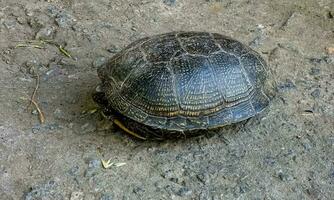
[263,156,276,166]
[277,79,296,92]
[24,180,63,200]
[3,19,17,29]
[100,193,113,200]
[276,169,293,181]
[163,0,176,6]
[67,165,80,176]
[31,123,62,134]
[16,17,26,24]
[70,191,84,200]
[176,187,192,197]
[31,109,38,115]
[84,159,100,177]
[35,26,55,40]
[47,5,76,28]
[133,186,145,194]
[107,45,120,53]
[55,13,75,28]
[88,159,100,169]
[309,67,321,76]
[310,89,320,98]
[93,57,107,68]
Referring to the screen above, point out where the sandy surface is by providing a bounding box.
[0,0,333,199]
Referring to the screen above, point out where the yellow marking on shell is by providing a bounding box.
[113,119,147,140]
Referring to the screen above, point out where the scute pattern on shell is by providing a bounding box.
[98,31,275,131]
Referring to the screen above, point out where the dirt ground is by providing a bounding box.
[0,0,333,199]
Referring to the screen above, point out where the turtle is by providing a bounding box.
[93,31,276,140]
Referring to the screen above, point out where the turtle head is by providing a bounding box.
[92,85,107,107]
[92,85,115,120]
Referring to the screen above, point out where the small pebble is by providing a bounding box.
[107,45,120,53]
[88,159,101,169]
[38,66,48,73]
[302,138,313,151]
[31,109,38,115]
[328,137,334,146]
[25,9,34,16]
[55,13,75,28]
[196,172,210,185]
[308,56,333,65]
[16,17,26,24]
[310,89,320,98]
[3,19,17,29]
[309,67,321,76]
[133,186,145,194]
[67,165,80,176]
[276,170,293,181]
[263,156,276,166]
[19,77,33,82]
[47,5,60,17]
[97,22,113,29]
[47,5,76,28]
[95,85,102,92]
[93,57,107,68]
[277,79,296,92]
[31,123,62,134]
[31,127,40,134]
[324,56,334,64]
[330,169,334,179]
[35,26,55,40]
[70,191,84,200]
[25,60,41,72]
[308,58,323,65]
[100,193,113,200]
[163,0,176,6]
[161,169,173,179]
[84,159,100,177]
[176,187,192,197]
[44,68,62,81]
[237,182,250,194]
[28,16,49,29]
[249,35,262,47]
[24,180,62,200]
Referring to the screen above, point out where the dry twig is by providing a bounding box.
[29,98,45,123]
[15,39,73,59]
[58,45,72,58]
[24,69,44,123]
[27,70,40,108]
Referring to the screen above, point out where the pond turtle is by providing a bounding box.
[94,31,276,140]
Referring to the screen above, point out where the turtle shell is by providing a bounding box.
[97,31,276,132]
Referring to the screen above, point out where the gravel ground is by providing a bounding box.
[0,0,333,199]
